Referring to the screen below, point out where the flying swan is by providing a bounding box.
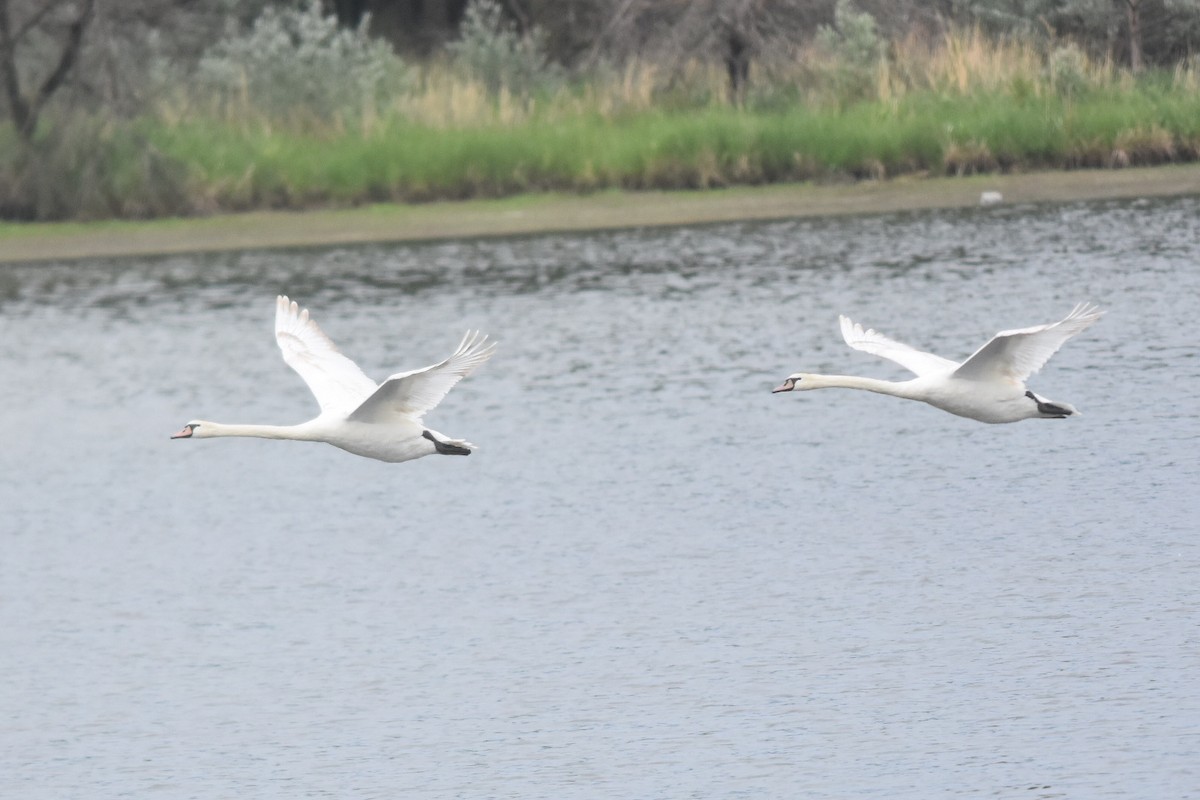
[772,303,1104,423]
[171,296,497,462]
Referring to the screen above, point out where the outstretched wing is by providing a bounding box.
[953,302,1105,383]
[348,331,497,423]
[274,295,378,415]
[839,315,958,377]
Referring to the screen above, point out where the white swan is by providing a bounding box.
[772,303,1104,423]
[171,296,497,462]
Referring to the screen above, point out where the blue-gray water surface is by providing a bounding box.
[1,196,1198,798]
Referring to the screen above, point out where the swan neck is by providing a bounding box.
[807,374,916,397]
[197,421,315,440]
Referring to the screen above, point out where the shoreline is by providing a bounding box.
[2,164,1199,264]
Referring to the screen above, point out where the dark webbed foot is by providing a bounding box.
[1025,390,1072,418]
[422,430,471,455]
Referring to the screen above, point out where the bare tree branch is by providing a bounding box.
[0,0,31,130]
[1123,0,1143,72]
[499,0,532,33]
[581,0,641,67]
[14,0,74,42]
[0,0,96,140]
[32,0,94,105]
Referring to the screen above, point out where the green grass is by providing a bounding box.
[4,79,1200,222]
[149,84,1200,205]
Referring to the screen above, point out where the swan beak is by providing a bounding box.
[170,425,194,439]
[772,378,796,393]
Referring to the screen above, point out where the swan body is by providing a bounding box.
[172,296,496,462]
[773,303,1103,424]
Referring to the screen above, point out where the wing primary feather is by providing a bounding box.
[273,295,378,416]
[839,314,958,377]
[347,330,497,423]
[953,302,1104,383]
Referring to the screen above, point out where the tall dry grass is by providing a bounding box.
[152,27,1188,134]
[891,28,1047,96]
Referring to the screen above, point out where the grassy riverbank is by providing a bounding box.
[3,163,1198,264]
[5,82,1198,224]
[4,24,1200,224]
[146,86,1200,207]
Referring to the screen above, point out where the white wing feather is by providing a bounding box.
[839,315,958,377]
[348,331,497,423]
[952,302,1105,383]
[274,295,378,415]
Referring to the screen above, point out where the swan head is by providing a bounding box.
[171,421,205,439]
[772,373,815,393]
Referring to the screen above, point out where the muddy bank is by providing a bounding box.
[2,165,1198,264]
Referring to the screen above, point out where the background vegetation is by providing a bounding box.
[2,0,1199,221]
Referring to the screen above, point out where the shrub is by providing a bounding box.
[446,0,562,97]
[814,0,885,103]
[1046,43,1090,97]
[0,117,191,221]
[195,0,408,122]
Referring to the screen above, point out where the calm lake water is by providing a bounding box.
[2,195,1198,798]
